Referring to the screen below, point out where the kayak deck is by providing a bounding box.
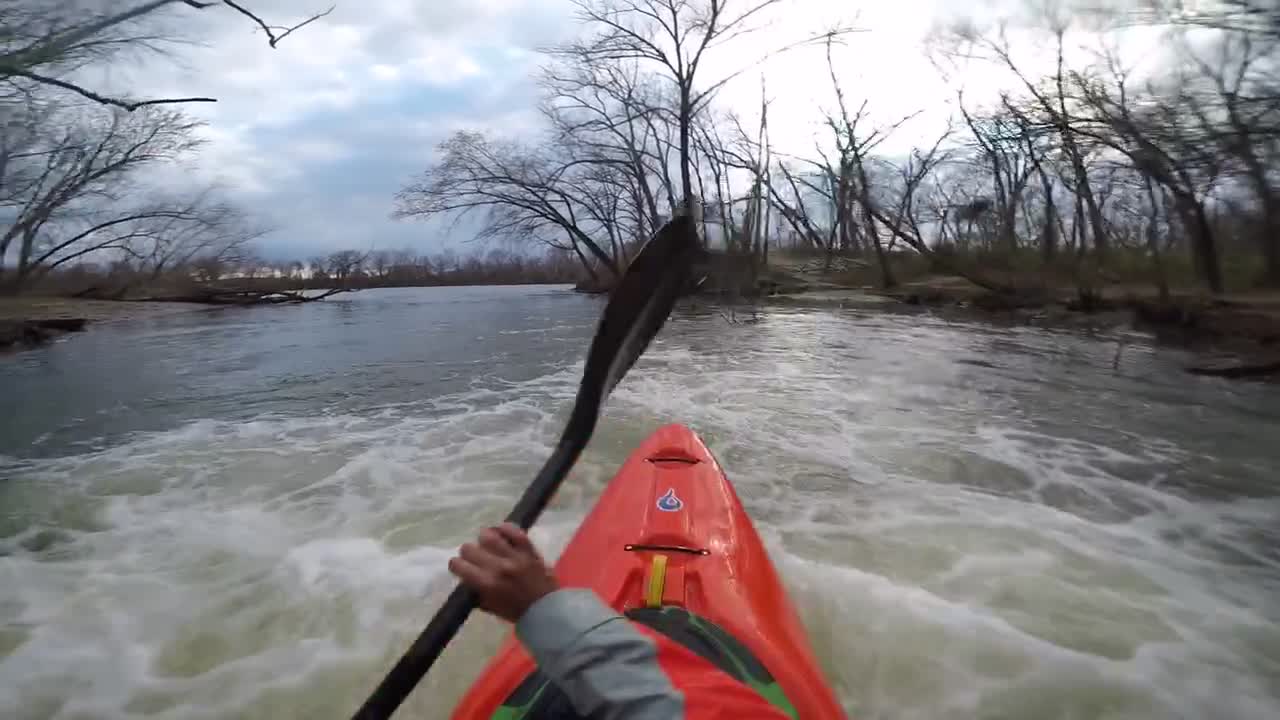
[451,424,844,719]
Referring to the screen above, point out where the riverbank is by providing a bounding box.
[0,297,206,352]
[765,270,1280,379]
[8,277,1280,379]
[685,251,1280,379]
[0,318,88,352]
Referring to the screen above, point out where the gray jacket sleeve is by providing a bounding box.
[515,589,684,720]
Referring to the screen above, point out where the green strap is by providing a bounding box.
[679,610,799,720]
[490,682,547,720]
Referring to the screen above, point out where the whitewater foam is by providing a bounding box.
[2,300,1279,719]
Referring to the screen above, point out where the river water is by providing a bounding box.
[1,285,1278,720]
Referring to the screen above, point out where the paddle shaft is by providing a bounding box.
[351,422,595,720]
[351,214,696,720]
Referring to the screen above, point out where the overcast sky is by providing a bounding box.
[105,0,1135,260]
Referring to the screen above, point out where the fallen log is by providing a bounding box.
[1187,357,1280,379]
[0,318,89,350]
[34,317,88,332]
[133,287,352,305]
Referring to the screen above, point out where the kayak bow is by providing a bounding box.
[452,424,845,719]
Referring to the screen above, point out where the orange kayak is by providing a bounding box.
[451,424,845,719]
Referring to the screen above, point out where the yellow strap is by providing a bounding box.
[644,554,668,608]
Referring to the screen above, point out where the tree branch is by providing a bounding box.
[1,1,333,110]
[216,2,336,48]
[5,69,216,111]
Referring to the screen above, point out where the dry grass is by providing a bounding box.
[0,297,206,324]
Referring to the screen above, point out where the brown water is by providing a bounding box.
[2,286,1278,719]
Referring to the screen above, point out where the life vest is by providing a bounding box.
[491,606,798,719]
[636,624,794,719]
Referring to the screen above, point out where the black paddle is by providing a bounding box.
[351,214,701,720]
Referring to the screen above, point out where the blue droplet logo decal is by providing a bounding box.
[656,488,683,512]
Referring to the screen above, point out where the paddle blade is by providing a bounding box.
[583,214,701,405]
[505,213,700,530]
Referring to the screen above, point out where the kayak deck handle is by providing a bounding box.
[646,447,702,465]
[625,543,710,556]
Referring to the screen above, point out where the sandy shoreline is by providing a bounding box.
[0,297,208,324]
[0,298,209,353]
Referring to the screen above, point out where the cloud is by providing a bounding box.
[71,0,1083,259]
[74,0,574,259]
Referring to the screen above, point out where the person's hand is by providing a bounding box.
[448,522,558,622]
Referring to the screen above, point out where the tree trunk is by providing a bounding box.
[760,180,772,269]
[1073,192,1086,257]
[679,83,695,219]
[1184,200,1224,294]
[856,164,894,288]
[607,231,621,267]
[15,228,37,286]
[1148,224,1170,303]
[634,156,660,238]
[999,206,1018,254]
[1039,172,1057,264]
[1063,135,1107,259]
[1081,179,1108,259]
[571,240,598,281]
[692,167,711,248]
[0,232,14,284]
[991,165,1018,254]
[870,228,895,289]
[1261,193,1280,286]
[569,227,620,278]
[1143,177,1169,302]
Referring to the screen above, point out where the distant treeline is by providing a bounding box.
[289,247,583,288]
[25,246,583,297]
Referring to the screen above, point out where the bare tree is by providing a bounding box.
[325,249,366,285]
[1177,28,1280,283]
[854,127,954,257]
[395,130,623,279]
[957,93,1036,255]
[152,194,263,278]
[562,0,831,217]
[189,254,227,283]
[306,255,329,283]
[24,189,262,287]
[810,37,923,286]
[0,105,203,291]
[1068,49,1229,293]
[540,57,671,241]
[740,79,773,267]
[941,14,1113,260]
[1001,95,1065,263]
[367,249,396,283]
[767,161,830,251]
[0,0,334,110]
